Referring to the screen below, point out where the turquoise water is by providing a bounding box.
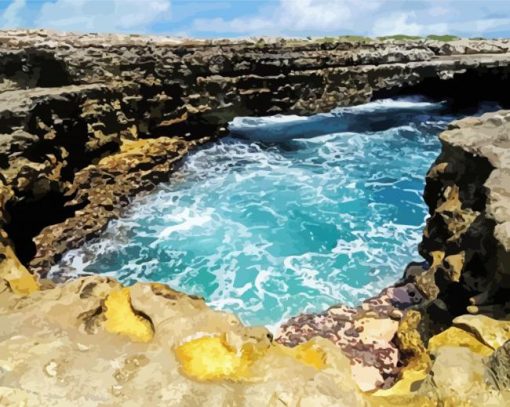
[49,97,497,327]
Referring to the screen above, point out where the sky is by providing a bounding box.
[0,0,510,38]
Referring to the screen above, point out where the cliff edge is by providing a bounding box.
[1,31,510,405]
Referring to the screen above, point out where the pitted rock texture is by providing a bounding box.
[2,30,510,403]
[2,31,510,275]
[414,110,510,324]
[30,136,210,277]
[276,282,425,391]
[0,274,368,406]
[1,273,510,406]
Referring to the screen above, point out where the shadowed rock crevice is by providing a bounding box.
[3,191,84,264]
[374,67,510,109]
[2,31,510,404]
[415,134,506,327]
[29,51,73,88]
[0,49,72,91]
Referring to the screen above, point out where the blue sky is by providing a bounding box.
[0,0,510,38]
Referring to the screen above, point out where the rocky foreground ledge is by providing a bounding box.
[2,111,510,405]
[1,31,510,405]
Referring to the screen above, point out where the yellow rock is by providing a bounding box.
[372,368,428,397]
[428,326,493,356]
[0,243,39,295]
[374,311,431,398]
[175,335,250,381]
[103,288,154,343]
[175,335,326,382]
[429,250,445,268]
[444,252,465,282]
[395,310,431,372]
[454,314,510,350]
[368,392,436,407]
[278,340,327,370]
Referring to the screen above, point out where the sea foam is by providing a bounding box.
[49,97,498,326]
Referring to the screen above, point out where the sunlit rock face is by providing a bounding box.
[0,275,367,406]
[1,31,510,405]
[1,272,510,405]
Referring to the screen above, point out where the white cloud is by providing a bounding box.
[193,0,382,36]
[0,0,26,28]
[36,0,171,33]
[190,0,510,38]
[193,16,273,34]
[372,12,422,36]
[2,0,510,38]
[278,0,352,31]
[371,12,450,37]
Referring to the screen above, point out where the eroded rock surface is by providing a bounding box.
[277,110,510,397]
[0,274,368,406]
[277,284,424,391]
[2,31,510,405]
[30,136,209,276]
[416,111,510,326]
[1,31,510,276]
[2,272,510,406]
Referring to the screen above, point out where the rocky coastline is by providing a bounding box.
[1,30,510,405]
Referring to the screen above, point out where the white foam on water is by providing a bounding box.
[48,97,499,327]
[230,114,310,129]
[332,96,445,113]
[159,208,213,238]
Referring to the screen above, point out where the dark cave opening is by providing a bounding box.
[31,52,73,88]
[373,67,510,111]
[4,191,84,265]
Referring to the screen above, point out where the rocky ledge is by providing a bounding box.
[4,111,510,405]
[1,31,510,275]
[2,30,510,405]
[276,109,510,398]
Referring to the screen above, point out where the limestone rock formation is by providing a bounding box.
[2,270,510,405]
[415,111,510,326]
[1,30,510,276]
[2,31,510,405]
[0,274,368,406]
